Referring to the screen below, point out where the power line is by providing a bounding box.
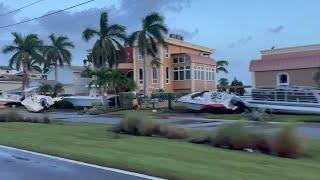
[0,0,95,29]
[0,0,45,17]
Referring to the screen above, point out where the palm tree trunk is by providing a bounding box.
[103,87,109,110]
[115,87,118,108]
[55,64,58,81]
[23,62,30,97]
[142,48,148,96]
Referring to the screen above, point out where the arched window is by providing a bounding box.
[277,73,289,86]
[139,69,143,84]
[165,67,170,84]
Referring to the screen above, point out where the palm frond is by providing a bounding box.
[82,28,100,42]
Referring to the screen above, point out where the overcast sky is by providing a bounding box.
[1,0,320,84]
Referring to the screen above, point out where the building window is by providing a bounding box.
[139,68,143,84]
[152,67,158,84]
[185,66,191,80]
[205,67,215,81]
[165,67,170,84]
[200,67,205,80]
[174,67,179,80]
[173,66,190,81]
[277,73,289,86]
[164,45,169,58]
[173,56,186,64]
[138,49,143,60]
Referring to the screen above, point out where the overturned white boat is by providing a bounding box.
[21,95,63,112]
[178,91,247,111]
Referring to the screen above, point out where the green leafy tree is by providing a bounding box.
[218,78,229,92]
[82,12,127,69]
[2,32,44,91]
[229,77,245,96]
[37,84,52,95]
[46,34,75,81]
[216,60,229,74]
[108,69,137,107]
[127,12,168,96]
[52,83,65,97]
[89,67,112,109]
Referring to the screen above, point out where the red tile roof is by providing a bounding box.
[189,54,216,66]
[250,56,320,72]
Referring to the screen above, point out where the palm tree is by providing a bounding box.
[82,12,127,69]
[313,69,320,87]
[218,78,229,92]
[127,12,168,96]
[46,34,74,81]
[216,60,229,74]
[2,32,44,92]
[89,67,112,109]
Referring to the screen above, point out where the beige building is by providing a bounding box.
[131,35,216,94]
[250,44,320,88]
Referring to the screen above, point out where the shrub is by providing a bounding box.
[119,92,136,109]
[5,110,22,122]
[250,133,272,154]
[113,112,141,135]
[43,116,51,124]
[242,108,270,122]
[212,122,250,150]
[272,125,302,158]
[159,125,189,139]
[137,119,158,136]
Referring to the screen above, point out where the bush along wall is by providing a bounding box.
[119,92,136,109]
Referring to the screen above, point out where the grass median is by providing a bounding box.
[0,122,319,180]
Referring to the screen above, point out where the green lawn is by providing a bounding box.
[0,122,319,180]
[206,113,320,122]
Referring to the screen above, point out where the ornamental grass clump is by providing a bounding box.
[159,125,189,139]
[272,124,303,158]
[212,122,251,150]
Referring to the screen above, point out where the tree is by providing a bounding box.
[108,69,137,107]
[229,77,245,96]
[46,34,74,81]
[52,83,64,97]
[2,32,44,92]
[82,12,127,69]
[37,84,52,95]
[89,67,112,109]
[218,78,229,92]
[127,12,168,96]
[216,60,229,74]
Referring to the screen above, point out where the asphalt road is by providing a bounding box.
[0,146,157,180]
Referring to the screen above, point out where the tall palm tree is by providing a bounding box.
[127,12,168,95]
[82,12,127,69]
[46,34,74,81]
[2,32,44,91]
[216,60,229,74]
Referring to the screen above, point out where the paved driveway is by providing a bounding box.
[0,146,158,180]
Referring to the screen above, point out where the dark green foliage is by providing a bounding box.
[119,92,136,109]
[158,125,189,139]
[229,77,245,96]
[242,109,270,122]
[53,99,74,109]
[151,92,174,101]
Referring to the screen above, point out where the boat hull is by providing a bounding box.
[247,100,320,114]
[64,96,103,107]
